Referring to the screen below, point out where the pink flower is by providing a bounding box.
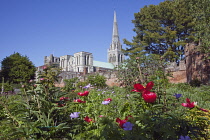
[43,65,47,69]
[142,91,157,103]
[40,78,44,81]
[181,98,196,108]
[77,91,89,96]
[132,81,154,93]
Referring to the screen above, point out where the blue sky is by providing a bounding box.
[0,0,164,67]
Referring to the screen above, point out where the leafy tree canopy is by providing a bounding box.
[0,52,36,84]
[180,0,210,55]
[123,0,198,61]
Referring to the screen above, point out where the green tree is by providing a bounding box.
[0,52,36,84]
[124,0,195,61]
[180,0,210,56]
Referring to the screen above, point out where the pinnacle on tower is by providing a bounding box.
[112,11,120,43]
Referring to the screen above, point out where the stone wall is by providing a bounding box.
[185,43,210,84]
[166,43,210,85]
[54,43,210,87]
[168,70,187,83]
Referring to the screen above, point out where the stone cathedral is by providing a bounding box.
[42,11,124,78]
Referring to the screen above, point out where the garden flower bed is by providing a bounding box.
[0,80,209,139]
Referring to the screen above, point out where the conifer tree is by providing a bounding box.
[183,0,210,56]
[123,0,195,61]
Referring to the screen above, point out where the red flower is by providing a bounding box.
[125,115,133,120]
[116,118,127,128]
[60,97,69,101]
[181,98,196,108]
[104,98,112,101]
[116,115,133,128]
[132,81,154,93]
[73,99,86,103]
[56,103,65,107]
[77,91,89,96]
[84,116,93,123]
[142,91,157,103]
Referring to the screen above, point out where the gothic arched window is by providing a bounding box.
[63,59,65,67]
[87,55,89,65]
[118,54,120,62]
[109,54,112,62]
[84,55,86,65]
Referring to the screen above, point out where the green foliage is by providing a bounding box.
[37,65,61,88]
[0,76,209,139]
[86,74,107,88]
[124,0,210,60]
[178,0,210,55]
[62,77,78,92]
[0,52,36,84]
[76,81,89,89]
[0,80,70,139]
[117,54,169,88]
[124,0,195,61]
[0,82,13,92]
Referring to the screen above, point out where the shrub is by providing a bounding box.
[62,77,78,92]
[86,74,107,88]
[189,79,202,87]
[76,81,89,89]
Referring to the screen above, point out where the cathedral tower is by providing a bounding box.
[107,11,124,67]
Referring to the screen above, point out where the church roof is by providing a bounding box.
[93,60,114,69]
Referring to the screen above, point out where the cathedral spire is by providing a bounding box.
[108,11,124,67]
[112,11,120,43]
